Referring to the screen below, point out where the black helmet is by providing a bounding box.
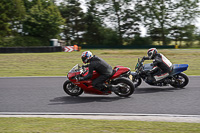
[147,48,157,59]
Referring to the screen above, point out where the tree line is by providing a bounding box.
[0,0,200,47]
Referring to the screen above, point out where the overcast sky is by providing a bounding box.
[55,0,87,11]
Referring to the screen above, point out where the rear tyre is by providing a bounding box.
[113,78,135,97]
[63,80,83,96]
[170,73,189,88]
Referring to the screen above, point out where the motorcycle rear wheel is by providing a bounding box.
[113,78,135,97]
[63,80,83,96]
[170,73,189,88]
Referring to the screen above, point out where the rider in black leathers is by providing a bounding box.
[143,48,173,83]
[79,51,120,92]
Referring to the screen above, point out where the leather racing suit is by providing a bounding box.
[80,55,113,91]
[144,53,173,82]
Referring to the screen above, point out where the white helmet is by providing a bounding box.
[147,48,157,59]
[81,51,93,63]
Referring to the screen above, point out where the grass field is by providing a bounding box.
[0,117,200,133]
[0,49,200,76]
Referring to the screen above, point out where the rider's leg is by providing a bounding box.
[92,75,110,91]
[92,74,123,92]
[154,72,169,82]
[146,66,160,83]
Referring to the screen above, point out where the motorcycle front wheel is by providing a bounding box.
[132,77,142,88]
[113,78,135,97]
[170,73,189,88]
[63,80,83,96]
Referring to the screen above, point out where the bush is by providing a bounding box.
[101,28,120,46]
[0,36,49,47]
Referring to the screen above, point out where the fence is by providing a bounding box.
[0,45,176,53]
[79,45,175,49]
[0,46,62,53]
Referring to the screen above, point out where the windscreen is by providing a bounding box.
[69,64,80,73]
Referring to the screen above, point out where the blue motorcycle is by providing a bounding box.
[131,58,189,88]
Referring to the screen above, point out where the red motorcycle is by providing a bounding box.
[63,64,135,97]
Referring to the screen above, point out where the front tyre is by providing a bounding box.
[132,77,142,88]
[170,73,189,88]
[63,80,83,96]
[113,78,135,97]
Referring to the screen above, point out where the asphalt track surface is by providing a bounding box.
[0,76,200,116]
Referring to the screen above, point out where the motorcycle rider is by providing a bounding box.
[78,51,121,92]
[142,48,173,83]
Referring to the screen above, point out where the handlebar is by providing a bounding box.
[135,57,145,72]
[79,65,88,75]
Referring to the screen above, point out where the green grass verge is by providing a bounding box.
[0,117,200,133]
[0,49,200,77]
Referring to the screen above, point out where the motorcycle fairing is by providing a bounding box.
[82,70,100,80]
[69,74,110,95]
[143,63,153,71]
[143,63,189,76]
[110,66,130,79]
[130,71,137,76]
[171,64,189,75]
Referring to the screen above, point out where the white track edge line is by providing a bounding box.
[0,112,200,117]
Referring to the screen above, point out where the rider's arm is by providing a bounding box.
[79,64,94,81]
[153,54,162,66]
[143,56,150,60]
[142,56,150,62]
